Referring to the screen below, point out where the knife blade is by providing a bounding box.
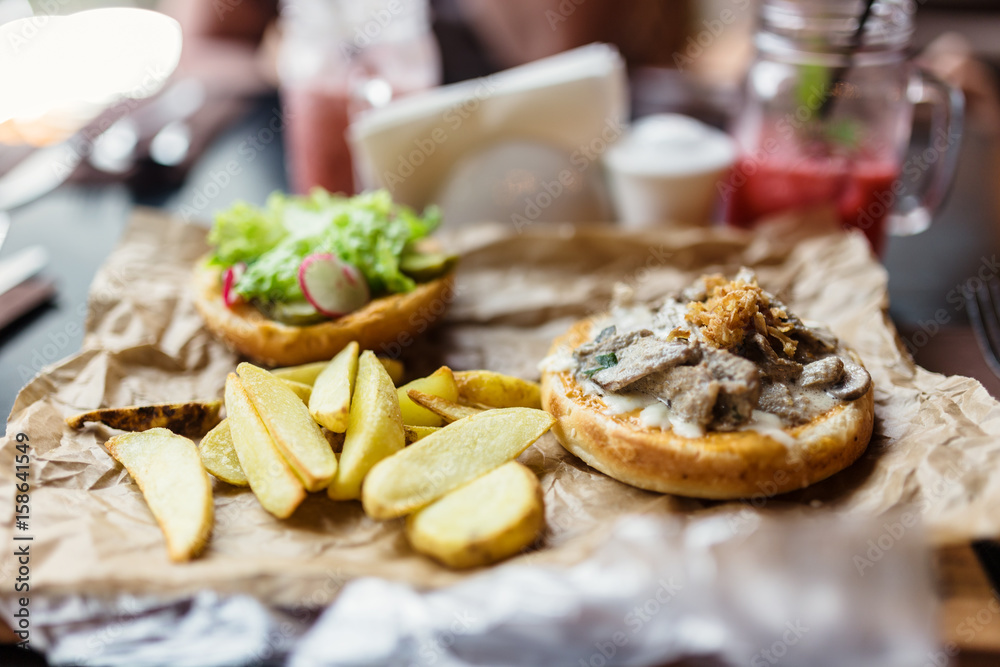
[0,245,49,297]
[0,141,83,212]
[0,277,56,331]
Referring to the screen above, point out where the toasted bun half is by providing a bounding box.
[541,318,874,499]
[193,260,456,367]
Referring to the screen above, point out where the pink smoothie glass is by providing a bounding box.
[278,0,440,195]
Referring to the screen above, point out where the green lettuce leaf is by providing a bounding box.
[207,189,441,306]
[207,197,287,267]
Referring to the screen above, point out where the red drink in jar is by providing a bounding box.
[726,0,962,257]
[726,154,899,256]
[278,0,440,196]
[283,87,354,196]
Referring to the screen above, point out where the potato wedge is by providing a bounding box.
[270,361,328,385]
[455,370,542,409]
[362,407,555,519]
[281,379,313,403]
[404,425,439,444]
[309,341,359,433]
[328,351,405,500]
[406,390,483,423]
[406,461,544,568]
[198,419,248,486]
[237,363,337,492]
[379,357,405,386]
[272,356,404,386]
[105,428,213,562]
[67,401,222,438]
[225,374,305,518]
[397,367,459,427]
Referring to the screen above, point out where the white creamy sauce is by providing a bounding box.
[651,300,694,339]
[593,301,699,343]
[582,373,659,418]
[538,346,576,373]
[638,402,705,438]
[670,419,706,439]
[638,401,671,429]
[600,392,656,415]
[598,305,657,336]
[789,384,838,416]
[739,410,798,447]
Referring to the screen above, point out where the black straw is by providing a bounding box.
[817,0,877,120]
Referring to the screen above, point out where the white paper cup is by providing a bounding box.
[604,114,736,228]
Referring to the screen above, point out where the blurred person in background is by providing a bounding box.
[101,0,693,194]
[163,0,691,84]
[439,0,690,80]
[58,0,1000,203]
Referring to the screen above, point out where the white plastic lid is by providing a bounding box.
[604,113,736,177]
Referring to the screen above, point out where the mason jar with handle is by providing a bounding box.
[722,0,963,256]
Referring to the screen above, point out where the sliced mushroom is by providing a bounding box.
[800,357,844,388]
[826,359,871,400]
[757,381,803,423]
[704,348,760,428]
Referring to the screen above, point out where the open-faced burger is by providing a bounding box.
[194,189,456,366]
[540,269,874,499]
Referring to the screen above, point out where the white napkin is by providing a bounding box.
[349,43,628,227]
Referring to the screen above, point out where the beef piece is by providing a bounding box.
[641,365,719,428]
[705,347,760,386]
[826,359,872,400]
[703,348,761,428]
[591,338,699,392]
[636,348,760,430]
[757,381,805,423]
[574,327,653,378]
[800,356,845,388]
[575,327,650,360]
[745,332,802,382]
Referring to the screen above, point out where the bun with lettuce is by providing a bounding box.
[193,189,456,366]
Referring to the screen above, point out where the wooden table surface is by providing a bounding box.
[902,325,1000,664]
[938,543,1000,664]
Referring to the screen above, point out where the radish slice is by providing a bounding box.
[222,262,246,309]
[298,253,370,318]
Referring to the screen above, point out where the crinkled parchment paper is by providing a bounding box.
[2,207,999,614]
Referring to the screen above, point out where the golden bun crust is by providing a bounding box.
[193,260,455,367]
[541,318,874,499]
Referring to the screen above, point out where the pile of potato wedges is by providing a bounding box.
[68,344,553,569]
